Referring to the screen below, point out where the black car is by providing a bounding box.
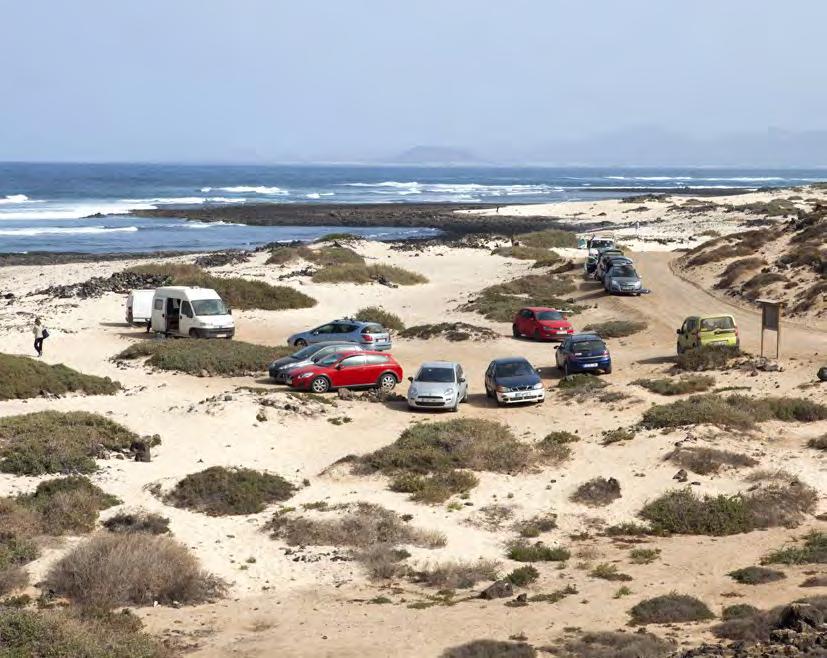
[484,357,545,406]
[268,342,363,383]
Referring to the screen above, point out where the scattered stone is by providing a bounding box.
[480,580,514,600]
[673,469,688,482]
[194,251,250,268]
[34,271,169,299]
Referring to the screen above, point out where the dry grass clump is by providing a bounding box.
[634,375,714,396]
[605,522,652,537]
[763,531,827,565]
[0,607,172,658]
[570,477,621,507]
[518,228,578,249]
[713,597,827,644]
[665,446,757,475]
[127,263,316,310]
[549,630,674,658]
[629,548,661,564]
[558,374,607,395]
[45,533,225,611]
[165,466,295,516]
[741,271,788,300]
[411,559,500,589]
[639,484,817,536]
[675,346,741,372]
[514,513,558,538]
[312,263,427,285]
[601,428,636,445]
[506,541,570,563]
[441,639,536,658]
[19,476,120,535]
[590,563,632,582]
[0,353,121,401]
[800,575,827,587]
[792,280,827,314]
[807,435,827,451]
[102,510,171,535]
[641,394,827,430]
[357,419,535,500]
[537,431,578,462]
[494,245,561,267]
[463,274,579,322]
[728,566,786,585]
[399,322,499,342]
[629,593,714,625]
[778,244,827,272]
[0,411,138,476]
[715,257,766,288]
[390,470,479,504]
[581,320,648,338]
[506,565,540,586]
[685,229,778,267]
[354,306,405,331]
[116,339,292,376]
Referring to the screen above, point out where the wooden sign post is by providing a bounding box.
[757,299,782,359]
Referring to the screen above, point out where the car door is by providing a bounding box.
[310,323,336,344]
[678,318,696,350]
[334,322,358,343]
[484,362,495,392]
[362,354,389,385]
[334,354,368,387]
[179,300,195,336]
[556,338,570,367]
[514,309,528,335]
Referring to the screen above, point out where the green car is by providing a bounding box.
[676,314,739,353]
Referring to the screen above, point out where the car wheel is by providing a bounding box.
[677,343,684,355]
[378,373,397,390]
[512,325,520,338]
[462,389,468,403]
[189,329,199,338]
[563,362,570,377]
[294,339,308,348]
[604,366,612,375]
[818,366,827,382]
[310,377,330,393]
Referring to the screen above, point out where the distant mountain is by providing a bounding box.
[391,146,480,164]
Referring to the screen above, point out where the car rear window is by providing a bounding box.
[572,340,605,352]
[701,316,735,331]
[361,324,385,334]
[537,310,564,321]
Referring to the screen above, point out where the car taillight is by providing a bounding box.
[363,334,374,342]
[602,350,609,356]
[735,327,739,336]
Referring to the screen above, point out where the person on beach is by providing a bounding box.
[33,317,48,357]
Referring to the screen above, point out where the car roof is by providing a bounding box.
[491,357,530,365]
[570,332,603,341]
[311,341,361,347]
[522,306,561,313]
[331,318,376,326]
[683,314,736,321]
[419,361,458,369]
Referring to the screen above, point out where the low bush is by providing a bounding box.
[713,597,827,644]
[629,548,661,564]
[165,466,295,516]
[411,559,500,589]
[665,446,757,475]
[442,639,536,658]
[537,432,578,462]
[685,229,778,267]
[715,257,766,289]
[550,630,674,658]
[0,411,138,476]
[605,522,652,537]
[558,374,607,394]
[16,476,120,535]
[807,435,827,451]
[601,428,636,445]
[629,593,714,625]
[518,228,578,249]
[514,513,558,538]
[390,470,479,504]
[741,271,788,300]
[506,541,570,562]
[728,566,785,585]
[102,510,171,535]
[463,274,579,322]
[590,563,632,582]
[800,575,827,587]
[641,394,827,430]
[639,484,817,536]
[312,263,427,285]
[116,339,292,376]
[45,532,225,611]
[634,375,714,396]
[399,322,500,342]
[0,608,172,658]
[127,263,316,310]
[763,531,827,565]
[0,353,120,401]
[675,346,741,371]
[570,477,621,507]
[354,306,405,331]
[506,565,540,587]
[722,603,760,621]
[494,245,560,266]
[581,320,648,338]
[302,245,365,266]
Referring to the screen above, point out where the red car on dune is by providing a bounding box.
[286,350,403,394]
[512,307,573,341]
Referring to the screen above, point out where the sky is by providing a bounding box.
[2,0,827,164]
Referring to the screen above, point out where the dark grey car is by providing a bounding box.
[603,263,643,295]
[268,342,364,383]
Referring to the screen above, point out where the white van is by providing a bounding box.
[150,287,235,339]
[126,290,155,325]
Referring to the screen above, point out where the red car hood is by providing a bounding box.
[289,365,330,378]
[539,320,572,330]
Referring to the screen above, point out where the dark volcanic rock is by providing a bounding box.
[480,580,514,600]
[194,251,251,268]
[34,271,170,299]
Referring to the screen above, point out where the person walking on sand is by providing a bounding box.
[33,317,48,357]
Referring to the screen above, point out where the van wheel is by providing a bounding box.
[189,329,199,339]
[310,377,330,393]
[294,339,308,348]
[378,373,397,390]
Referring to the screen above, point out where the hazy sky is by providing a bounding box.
[2,0,826,163]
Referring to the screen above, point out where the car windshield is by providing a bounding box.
[192,299,228,316]
[416,367,455,383]
[573,340,606,352]
[592,239,614,249]
[537,310,564,321]
[293,344,325,359]
[701,316,734,331]
[611,266,637,278]
[496,361,533,377]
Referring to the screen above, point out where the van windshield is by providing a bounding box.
[192,299,228,316]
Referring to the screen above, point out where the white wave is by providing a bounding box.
[213,186,288,195]
[344,181,422,189]
[200,187,212,193]
[0,194,37,204]
[305,193,321,199]
[0,225,139,237]
[0,202,155,220]
[180,221,244,229]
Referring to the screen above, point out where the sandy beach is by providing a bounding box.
[1,186,825,657]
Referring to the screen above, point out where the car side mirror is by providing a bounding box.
[311,330,319,335]
[407,376,413,382]
[228,308,232,315]
[459,377,466,383]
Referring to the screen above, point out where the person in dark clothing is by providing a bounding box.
[33,317,48,357]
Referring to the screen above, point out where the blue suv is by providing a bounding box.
[555,333,612,376]
[286,319,392,351]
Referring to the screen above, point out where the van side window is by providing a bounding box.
[154,299,163,310]
[181,301,193,318]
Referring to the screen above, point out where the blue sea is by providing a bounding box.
[0,163,824,254]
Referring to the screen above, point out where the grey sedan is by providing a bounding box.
[603,264,643,295]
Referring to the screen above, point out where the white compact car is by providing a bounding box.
[406,361,469,412]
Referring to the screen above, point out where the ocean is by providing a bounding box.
[0,163,824,254]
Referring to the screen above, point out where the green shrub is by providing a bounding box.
[675,346,740,371]
[0,354,120,401]
[506,565,540,587]
[518,228,578,249]
[570,477,621,507]
[763,531,827,565]
[312,263,427,285]
[722,603,760,621]
[117,339,292,376]
[165,466,295,516]
[601,428,636,445]
[399,322,499,341]
[629,548,661,564]
[127,263,316,310]
[303,245,365,266]
[605,522,652,537]
[629,593,714,625]
[537,432,578,462]
[507,541,570,562]
[513,513,558,538]
[549,630,673,658]
[45,533,225,611]
[666,446,757,475]
[19,476,120,535]
[582,320,648,338]
[0,411,138,475]
[102,511,171,535]
[314,232,360,243]
[463,274,579,322]
[0,608,172,658]
[634,375,714,395]
[355,306,405,331]
[590,563,632,582]
[494,245,561,266]
[558,374,607,394]
[389,470,479,504]
[728,566,785,585]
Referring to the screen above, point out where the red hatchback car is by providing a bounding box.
[286,350,403,394]
[512,307,573,341]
